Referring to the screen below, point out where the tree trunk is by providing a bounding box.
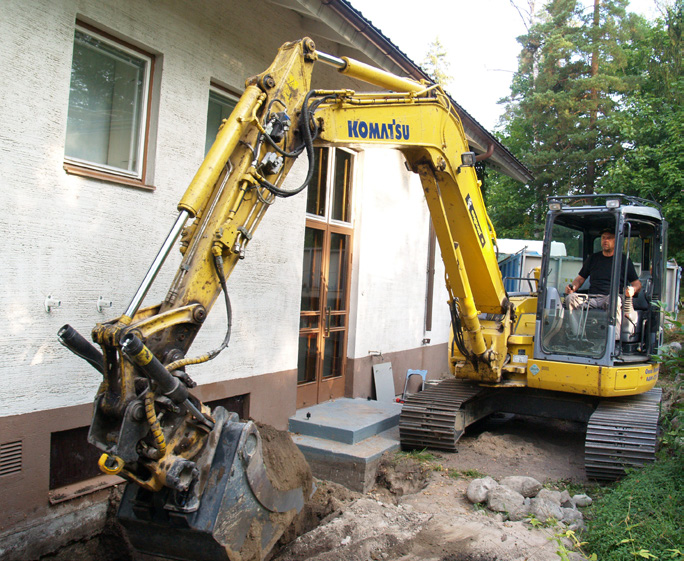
[586,0,600,194]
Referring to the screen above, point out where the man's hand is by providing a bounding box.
[565,283,576,295]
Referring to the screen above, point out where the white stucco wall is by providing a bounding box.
[347,149,451,359]
[0,0,373,417]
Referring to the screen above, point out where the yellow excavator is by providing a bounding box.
[59,38,666,560]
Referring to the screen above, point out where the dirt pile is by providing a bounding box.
[275,497,431,561]
[271,479,361,557]
[375,455,431,497]
[448,415,586,482]
[258,422,313,495]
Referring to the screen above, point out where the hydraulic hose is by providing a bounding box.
[258,92,337,198]
[121,333,189,404]
[58,324,104,373]
[144,390,167,460]
[164,253,233,373]
[121,333,214,429]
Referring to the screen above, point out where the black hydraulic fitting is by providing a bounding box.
[58,324,105,373]
[121,334,188,405]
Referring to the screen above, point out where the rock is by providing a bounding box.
[536,488,562,505]
[466,476,498,504]
[487,485,525,514]
[499,476,543,498]
[508,503,530,521]
[572,494,592,507]
[560,490,573,508]
[561,507,583,524]
[568,521,586,532]
[529,496,563,523]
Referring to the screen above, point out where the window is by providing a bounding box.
[306,147,354,224]
[65,25,153,183]
[205,87,239,155]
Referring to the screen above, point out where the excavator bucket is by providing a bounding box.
[117,408,313,561]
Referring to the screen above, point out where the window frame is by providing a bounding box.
[306,146,356,227]
[63,22,155,190]
[205,84,241,156]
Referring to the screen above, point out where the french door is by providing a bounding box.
[297,147,354,408]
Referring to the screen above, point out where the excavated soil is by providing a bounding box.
[40,415,588,561]
[258,422,314,494]
[440,414,587,483]
[272,414,588,561]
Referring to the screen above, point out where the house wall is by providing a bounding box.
[347,149,451,395]
[0,0,454,551]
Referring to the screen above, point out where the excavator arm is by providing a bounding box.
[310,85,513,381]
[59,39,513,560]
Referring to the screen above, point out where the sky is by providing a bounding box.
[347,0,663,131]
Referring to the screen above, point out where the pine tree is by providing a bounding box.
[602,0,684,262]
[421,37,453,87]
[488,0,640,239]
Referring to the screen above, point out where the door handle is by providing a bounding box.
[324,306,331,337]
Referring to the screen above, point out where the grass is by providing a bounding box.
[451,468,485,479]
[395,449,439,464]
[583,457,683,560]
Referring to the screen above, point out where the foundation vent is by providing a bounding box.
[0,440,22,477]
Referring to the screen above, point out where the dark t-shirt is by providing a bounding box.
[578,252,638,295]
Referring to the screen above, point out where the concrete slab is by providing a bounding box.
[292,427,400,493]
[288,398,403,444]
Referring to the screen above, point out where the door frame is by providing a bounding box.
[296,146,356,408]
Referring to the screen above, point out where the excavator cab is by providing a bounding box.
[535,194,667,366]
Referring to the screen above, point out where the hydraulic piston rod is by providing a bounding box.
[122,210,190,322]
[316,50,424,93]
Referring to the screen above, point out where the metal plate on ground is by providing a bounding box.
[372,363,395,402]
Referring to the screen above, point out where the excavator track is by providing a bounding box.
[399,378,489,451]
[584,387,662,480]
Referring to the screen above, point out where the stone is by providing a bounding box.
[568,521,586,532]
[560,490,573,508]
[572,494,593,507]
[536,488,562,505]
[487,485,525,514]
[507,503,530,521]
[499,476,543,498]
[529,496,563,523]
[466,476,498,504]
[561,507,584,524]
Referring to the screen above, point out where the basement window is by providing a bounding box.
[64,24,154,187]
[49,426,102,490]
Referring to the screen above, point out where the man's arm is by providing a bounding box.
[625,258,641,296]
[565,275,586,294]
[626,279,641,297]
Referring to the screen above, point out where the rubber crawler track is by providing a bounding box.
[584,387,662,480]
[399,378,483,451]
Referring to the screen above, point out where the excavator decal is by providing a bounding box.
[466,193,487,247]
[347,119,410,140]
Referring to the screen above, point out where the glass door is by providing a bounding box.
[297,147,354,407]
